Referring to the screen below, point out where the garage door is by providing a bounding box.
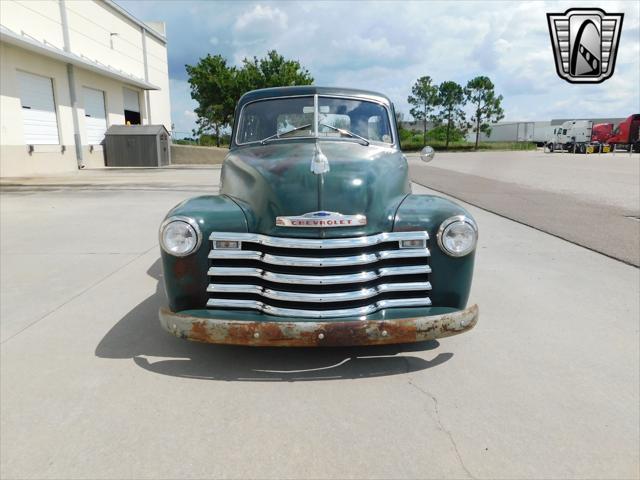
[123,87,141,125]
[123,88,140,112]
[83,87,107,145]
[17,71,60,145]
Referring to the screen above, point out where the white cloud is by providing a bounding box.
[121,0,640,131]
[336,36,405,60]
[234,4,287,33]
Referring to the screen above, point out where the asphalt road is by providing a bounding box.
[1,166,639,479]
[407,151,640,266]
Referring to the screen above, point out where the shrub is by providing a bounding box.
[426,125,465,143]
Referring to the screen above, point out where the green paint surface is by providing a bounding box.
[160,88,477,322]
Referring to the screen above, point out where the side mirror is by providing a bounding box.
[420,146,435,163]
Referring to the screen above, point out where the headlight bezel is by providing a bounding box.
[436,215,478,257]
[159,216,202,257]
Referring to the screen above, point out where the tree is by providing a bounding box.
[435,81,467,149]
[238,50,313,90]
[407,76,439,147]
[465,76,504,149]
[186,54,238,147]
[186,50,313,146]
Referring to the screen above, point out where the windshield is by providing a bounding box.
[235,96,393,145]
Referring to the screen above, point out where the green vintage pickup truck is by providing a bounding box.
[158,86,479,346]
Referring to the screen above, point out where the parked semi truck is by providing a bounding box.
[546,120,596,153]
[546,115,640,153]
[592,114,640,152]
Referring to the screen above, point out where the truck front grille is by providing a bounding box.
[207,232,432,318]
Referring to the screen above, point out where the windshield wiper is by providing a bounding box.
[260,124,312,144]
[319,123,370,146]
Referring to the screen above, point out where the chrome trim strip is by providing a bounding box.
[208,248,430,266]
[206,297,432,318]
[207,281,432,302]
[210,231,428,249]
[379,249,430,260]
[207,264,431,285]
[378,265,432,277]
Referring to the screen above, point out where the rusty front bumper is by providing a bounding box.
[159,304,479,347]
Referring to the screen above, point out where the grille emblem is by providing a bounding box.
[547,8,623,84]
[276,211,367,228]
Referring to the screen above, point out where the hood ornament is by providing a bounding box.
[310,142,330,175]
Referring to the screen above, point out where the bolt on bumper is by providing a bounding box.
[159,304,479,347]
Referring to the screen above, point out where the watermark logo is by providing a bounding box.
[547,8,623,84]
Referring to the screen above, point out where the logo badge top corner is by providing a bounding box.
[547,8,623,84]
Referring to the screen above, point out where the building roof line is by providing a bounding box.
[0,25,160,90]
[102,0,167,44]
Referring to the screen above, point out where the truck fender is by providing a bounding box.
[393,194,476,309]
[160,195,248,312]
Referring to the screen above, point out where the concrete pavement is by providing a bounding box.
[405,150,640,212]
[407,151,640,266]
[1,168,638,479]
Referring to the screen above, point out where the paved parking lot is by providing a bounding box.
[1,160,639,479]
[407,150,640,265]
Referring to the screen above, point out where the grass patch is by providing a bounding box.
[401,140,537,152]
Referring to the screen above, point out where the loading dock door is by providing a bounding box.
[83,87,107,145]
[17,71,60,145]
[123,87,141,125]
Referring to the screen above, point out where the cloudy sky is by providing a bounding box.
[119,0,640,135]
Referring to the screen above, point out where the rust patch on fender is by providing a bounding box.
[173,260,190,278]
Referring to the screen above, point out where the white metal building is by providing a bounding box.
[0,0,172,177]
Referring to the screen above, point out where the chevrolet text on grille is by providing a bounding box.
[276,211,367,227]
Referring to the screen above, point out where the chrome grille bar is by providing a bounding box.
[209,248,430,267]
[207,281,432,302]
[207,264,432,285]
[206,298,433,319]
[210,231,428,249]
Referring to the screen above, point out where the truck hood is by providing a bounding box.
[220,141,410,237]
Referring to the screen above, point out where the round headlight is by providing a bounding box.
[159,217,201,257]
[437,216,478,257]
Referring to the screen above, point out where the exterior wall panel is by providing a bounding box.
[145,33,171,129]
[64,0,145,78]
[0,0,65,49]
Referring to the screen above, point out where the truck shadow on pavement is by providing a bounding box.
[95,259,453,381]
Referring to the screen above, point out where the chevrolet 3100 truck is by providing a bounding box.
[158,87,479,346]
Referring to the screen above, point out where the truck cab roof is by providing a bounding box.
[237,86,393,109]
